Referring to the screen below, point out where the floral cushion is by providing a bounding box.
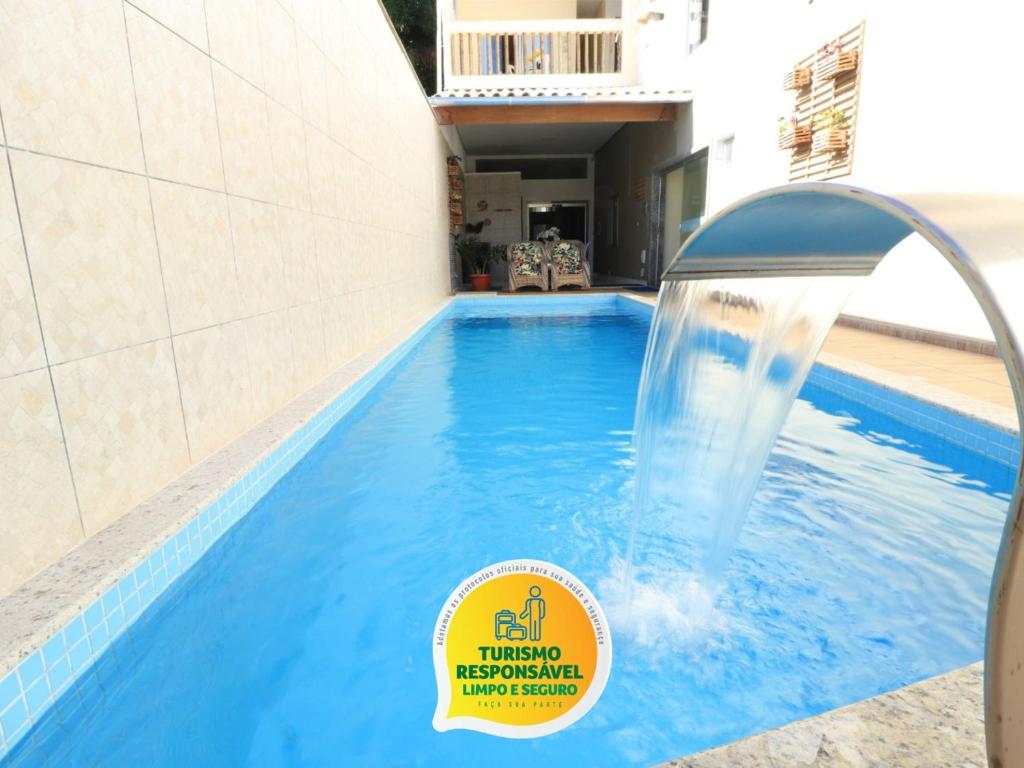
[509,242,544,277]
[551,242,583,275]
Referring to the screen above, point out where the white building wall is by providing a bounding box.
[682,0,1024,341]
[463,172,522,288]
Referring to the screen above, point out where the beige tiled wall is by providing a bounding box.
[0,0,452,598]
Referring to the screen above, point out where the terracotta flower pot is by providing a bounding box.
[470,273,491,291]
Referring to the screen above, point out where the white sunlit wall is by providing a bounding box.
[680,0,1024,342]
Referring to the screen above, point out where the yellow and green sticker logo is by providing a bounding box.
[432,559,612,738]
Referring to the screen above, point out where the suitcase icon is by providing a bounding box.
[494,609,528,641]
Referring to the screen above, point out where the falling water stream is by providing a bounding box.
[619,275,865,641]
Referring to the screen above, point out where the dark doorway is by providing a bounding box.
[528,202,587,242]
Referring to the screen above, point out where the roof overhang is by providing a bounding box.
[429,86,691,126]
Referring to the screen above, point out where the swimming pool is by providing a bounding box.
[1,296,1018,766]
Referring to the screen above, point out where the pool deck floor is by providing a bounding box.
[821,325,1014,410]
[659,664,986,768]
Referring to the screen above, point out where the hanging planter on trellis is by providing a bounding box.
[814,47,859,80]
[782,67,811,90]
[811,107,849,153]
[812,128,848,153]
[778,123,812,150]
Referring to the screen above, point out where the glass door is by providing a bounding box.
[660,150,708,279]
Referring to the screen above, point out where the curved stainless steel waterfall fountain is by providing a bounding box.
[661,182,1024,768]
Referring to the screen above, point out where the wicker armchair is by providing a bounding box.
[506,241,549,291]
[548,240,591,290]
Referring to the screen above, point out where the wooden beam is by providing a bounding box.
[433,101,677,125]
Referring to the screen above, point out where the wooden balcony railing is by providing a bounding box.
[442,19,630,87]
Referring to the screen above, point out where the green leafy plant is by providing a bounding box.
[778,116,797,135]
[456,237,496,276]
[813,107,846,131]
[381,0,437,93]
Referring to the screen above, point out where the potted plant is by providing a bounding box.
[456,236,496,291]
[812,107,848,152]
[777,116,811,150]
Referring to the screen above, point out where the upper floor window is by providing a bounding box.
[715,135,734,166]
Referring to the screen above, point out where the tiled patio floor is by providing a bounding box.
[821,325,1015,410]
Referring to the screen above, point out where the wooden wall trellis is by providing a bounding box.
[448,156,464,235]
[784,22,865,182]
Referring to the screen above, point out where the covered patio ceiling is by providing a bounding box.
[454,122,625,155]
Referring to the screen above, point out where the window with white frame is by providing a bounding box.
[716,135,734,165]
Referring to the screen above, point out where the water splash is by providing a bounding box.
[600,558,726,651]
[622,276,862,632]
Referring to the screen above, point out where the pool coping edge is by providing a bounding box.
[816,351,1018,435]
[656,662,985,767]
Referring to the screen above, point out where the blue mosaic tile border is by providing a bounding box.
[453,293,623,317]
[807,364,1020,466]
[614,293,656,320]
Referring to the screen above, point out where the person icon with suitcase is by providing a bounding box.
[519,585,546,642]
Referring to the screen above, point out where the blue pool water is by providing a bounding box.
[5,300,1016,766]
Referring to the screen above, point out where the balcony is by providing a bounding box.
[430,2,691,127]
[441,19,633,91]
